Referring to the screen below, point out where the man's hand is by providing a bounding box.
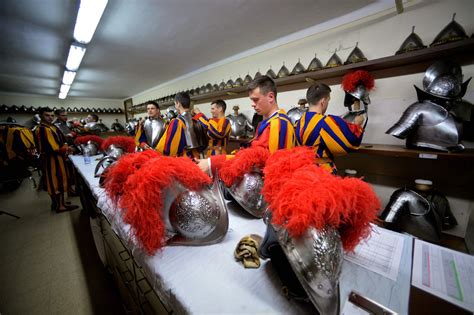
[140,143,151,150]
[196,158,210,175]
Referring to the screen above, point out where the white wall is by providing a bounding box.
[0,93,126,127]
[130,0,474,238]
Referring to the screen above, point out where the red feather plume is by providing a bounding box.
[104,150,161,206]
[219,146,270,187]
[263,147,380,251]
[101,136,136,153]
[119,156,212,255]
[341,70,375,93]
[74,135,104,147]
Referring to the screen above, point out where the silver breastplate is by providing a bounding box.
[287,107,307,125]
[54,121,71,136]
[228,113,253,138]
[180,112,200,149]
[144,118,165,148]
[386,101,463,151]
[161,178,228,245]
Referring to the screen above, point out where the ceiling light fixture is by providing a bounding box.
[62,70,77,85]
[60,84,71,94]
[58,92,67,99]
[73,0,109,44]
[65,44,86,71]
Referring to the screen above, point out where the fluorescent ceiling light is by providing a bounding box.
[58,92,67,99]
[65,44,86,71]
[74,0,108,44]
[60,84,71,94]
[62,70,77,85]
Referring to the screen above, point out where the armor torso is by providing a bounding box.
[54,121,72,136]
[341,109,367,128]
[227,113,253,138]
[386,101,463,151]
[179,111,200,150]
[143,118,165,148]
[287,107,307,125]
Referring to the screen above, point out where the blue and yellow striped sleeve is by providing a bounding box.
[319,115,363,156]
[267,116,296,154]
[156,118,187,157]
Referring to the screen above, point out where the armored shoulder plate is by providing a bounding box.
[144,118,165,148]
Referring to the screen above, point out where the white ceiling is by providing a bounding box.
[0,0,378,100]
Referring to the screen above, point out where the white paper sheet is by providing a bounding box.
[412,239,474,312]
[344,224,404,281]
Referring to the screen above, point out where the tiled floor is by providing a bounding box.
[0,176,124,314]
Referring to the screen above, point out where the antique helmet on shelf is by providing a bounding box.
[396,26,427,55]
[234,76,244,87]
[421,60,468,100]
[307,54,323,72]
[104,152,228,255]
[219,80,226,90]
[266,66,277,79]
[291,59,306,75]
[243,73,253,85]
[254,69,263,79]
[430,13,468,47]
[277,62,290,78]
[344,43,368,65]
[225,78,235,89]
[259,147,379,315]
[324,51,343,69]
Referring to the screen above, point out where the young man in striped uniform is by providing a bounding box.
[197,75,296,175]
[295,83,365,174]
[135,101,166,150]
[34,107,78,212]
[156,92,204,158]
[193,99,232,157]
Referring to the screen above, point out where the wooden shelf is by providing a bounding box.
[356,144,474,161]
[130,38,474,114]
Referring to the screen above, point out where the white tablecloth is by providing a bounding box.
[71,155,412,314]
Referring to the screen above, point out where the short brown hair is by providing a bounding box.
[247,75,277,99]
[306,83,331,106]
[211,99,227,112]
[147,101,159,109]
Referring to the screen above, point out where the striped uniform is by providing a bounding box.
[0,125,35,164]
[209,109,296,173]
[295,112,363,173]
[34,123,69,195]
[156,116,200,158]
[194,114,232,157]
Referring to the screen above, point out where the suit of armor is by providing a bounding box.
[387,61,472,151]
[287,106,307,125]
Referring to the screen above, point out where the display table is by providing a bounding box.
[71,155,412,314]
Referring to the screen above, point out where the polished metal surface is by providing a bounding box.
[276,225,343,315]
[396,26,427,55]
[105,144,125,160]
[94,156,117,179]
[243,74,253,85]
[277,63,290,78]
[227,172,267,218]
[126,118,139,135]
[341,110,367,129]
[84,141,99,155]
[166,107,178,121]
[266,67,277,79]
[144,118,165,148]
[422,61,463,99]
[430,15,468,47]
[307,54,323,72]
[344,44,367,65]
[324,52,342,69]
[386,100,463,151]
[287,106,307,125]
[227,113,254,138]
[180,111,200,149]
[54,120,72,137]
[162,178,229,245]
[291,59,306,75]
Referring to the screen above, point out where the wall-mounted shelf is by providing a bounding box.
[356,144,474,161]
[130,38,474,114]
[0,104,123,115]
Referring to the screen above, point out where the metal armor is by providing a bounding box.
[386,100,464,151]
[81,140,100,156]
[162,178,228,245]
[287,107,307,125]
[226,171,267,218]
[227,113,254,139]
[125,118,139,135]
[143,118,165,148]
[341,109,367,129]
[379,188,457,244]
[180,111,201,150]
[111,121,125,132]
[54,121,72,137]
[260,213,343,315]
[95,144,126,187]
